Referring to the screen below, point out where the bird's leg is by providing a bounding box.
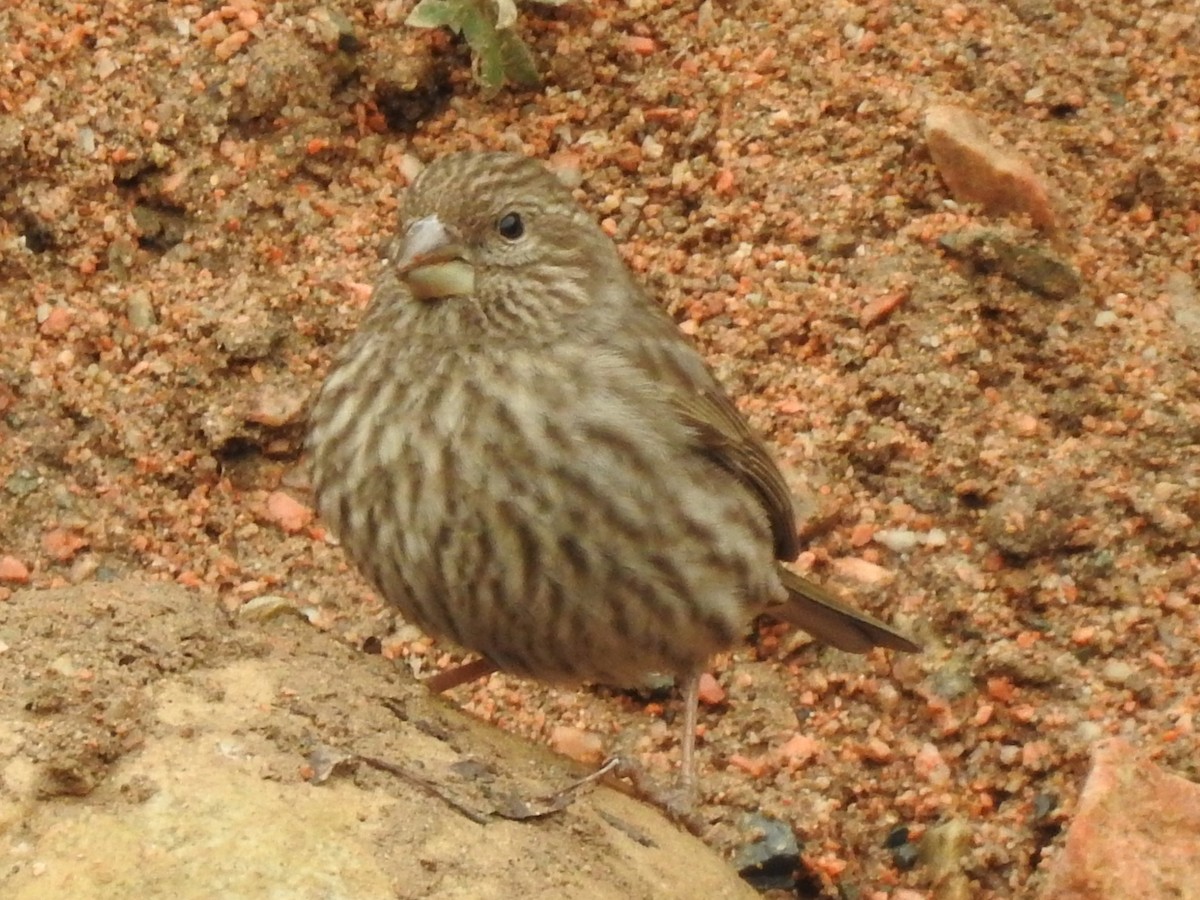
[589,673,702,815]
[424,656,498,692]
[678,670,700,804]
[425,658,705,827]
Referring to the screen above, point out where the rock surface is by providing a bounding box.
[0,581,755,900]
[1039,738,1200,900]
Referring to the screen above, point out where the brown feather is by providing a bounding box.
[617,299,916,654]
[766,566,921,654]
[620,300,802,561]
[671,389,801,561]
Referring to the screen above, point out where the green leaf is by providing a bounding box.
[495,29,540,87]
[405,0,465,30]
[457,0,505,90]
[408,0,548,92]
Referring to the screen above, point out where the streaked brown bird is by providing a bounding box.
[308,152,918,798]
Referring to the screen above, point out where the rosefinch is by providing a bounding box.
[308,152,918,796]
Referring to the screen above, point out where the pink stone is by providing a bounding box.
[1039,738,1200,899]
[548,725,605,765]
[924,104,1058,232]
[0,555,31,583]
[696,672,726,706]
[265,491,313,534]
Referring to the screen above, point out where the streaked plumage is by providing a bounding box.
[308,152,918,792]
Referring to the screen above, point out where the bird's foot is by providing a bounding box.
[557,755,704,834]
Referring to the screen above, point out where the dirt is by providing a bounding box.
[1,1,1198,898]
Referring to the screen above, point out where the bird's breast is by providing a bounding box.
[310,341,779,685]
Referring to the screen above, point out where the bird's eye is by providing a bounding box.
[496,212,525,241]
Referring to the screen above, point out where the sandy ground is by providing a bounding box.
[1,1,1198,897]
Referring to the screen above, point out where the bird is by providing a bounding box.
[307,151,919,800]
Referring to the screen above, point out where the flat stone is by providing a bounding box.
[1039,738,1200,900]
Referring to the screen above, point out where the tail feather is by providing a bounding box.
[765,566,920,654]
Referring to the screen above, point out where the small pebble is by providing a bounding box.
[548,725,605,765]
[0,556,31,583]
[874,528,923,553]
[733,814,802,892]
[696,672,726,706]
[1100,659,1135,687]
[264,492,314,533]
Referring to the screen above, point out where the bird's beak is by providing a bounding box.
[393,214,475,301]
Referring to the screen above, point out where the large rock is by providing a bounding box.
[1039,737,1200,899]
[0,581,755,900]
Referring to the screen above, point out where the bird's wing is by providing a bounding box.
[622,301,801,562]
[769,565,920,653]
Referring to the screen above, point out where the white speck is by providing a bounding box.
[924,528,948,548]
[95,53,118,79]
[874,529,922,553]
[641,134,664,161]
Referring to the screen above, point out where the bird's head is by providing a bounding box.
[382,152,624,341]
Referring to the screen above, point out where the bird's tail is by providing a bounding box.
[764,565,920,654]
